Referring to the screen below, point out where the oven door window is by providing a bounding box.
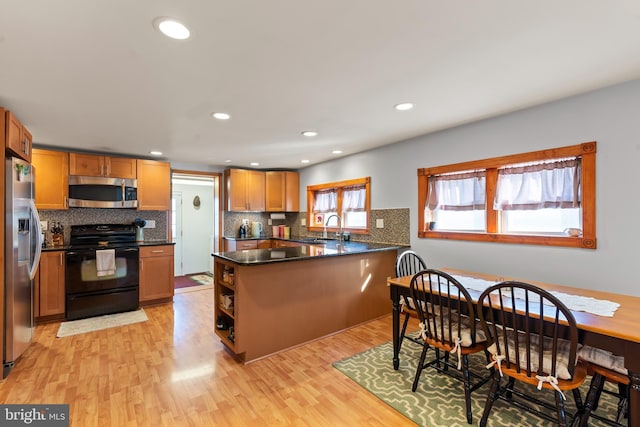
[80,257,127,281]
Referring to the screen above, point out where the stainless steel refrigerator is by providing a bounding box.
[4,156,42,378]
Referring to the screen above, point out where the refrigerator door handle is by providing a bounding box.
[28,199,43,280]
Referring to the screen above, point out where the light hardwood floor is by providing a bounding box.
[0,289,417,426]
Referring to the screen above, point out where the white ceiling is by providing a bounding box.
[1,1,639,170]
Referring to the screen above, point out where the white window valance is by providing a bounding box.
[313,189,337,213]
[342,186,366,211]
[426,170,486,211]
[494,158,581,211]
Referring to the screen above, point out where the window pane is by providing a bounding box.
[501,208,581,234]
[344,211,367,228]
[432,210,486,231]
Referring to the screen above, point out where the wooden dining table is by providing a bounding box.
[388,267,640,427]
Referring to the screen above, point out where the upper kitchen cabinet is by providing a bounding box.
[266,171,299,212]
[225,168,265,212]
[69,153,137,179]
[5,110,32,162]
[31,148,69,209]
[137,159,171,211]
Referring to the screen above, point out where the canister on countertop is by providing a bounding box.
[283,226,291,239]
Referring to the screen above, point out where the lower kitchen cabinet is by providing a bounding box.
[223,238,259,251]
[139,245,174,304]
[37,250,65,319]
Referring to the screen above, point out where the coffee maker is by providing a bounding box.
[238,220,249,238]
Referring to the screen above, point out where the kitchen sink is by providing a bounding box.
[297,237,334,243]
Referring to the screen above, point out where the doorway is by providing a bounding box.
[171,171,221,286]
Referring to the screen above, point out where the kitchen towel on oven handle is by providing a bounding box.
[96,249,116,276]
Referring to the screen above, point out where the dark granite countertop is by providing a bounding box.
[41,240,174,252]
[213,240,404,266]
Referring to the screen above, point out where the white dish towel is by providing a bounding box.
[96,249,116,277]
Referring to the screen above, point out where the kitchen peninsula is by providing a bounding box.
[212,240,402,363]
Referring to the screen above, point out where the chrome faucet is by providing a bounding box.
[324,214,343,242]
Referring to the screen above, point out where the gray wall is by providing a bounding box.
[301,79,640,296]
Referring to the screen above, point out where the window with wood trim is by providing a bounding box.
[307,177,371,234]
[418,142,596,249]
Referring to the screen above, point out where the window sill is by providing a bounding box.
[419,230,596,249]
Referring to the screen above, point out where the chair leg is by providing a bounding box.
[555,391,568,427]
[579,373,605,427]
[479,373,501,427]
[505,377,515,400]
[411,344,430,392]
[617,383,629,424]
[399,313,410,352]
[462,354,473,424]
[569,388,584,427]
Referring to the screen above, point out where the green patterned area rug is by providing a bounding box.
[333,340,620,427]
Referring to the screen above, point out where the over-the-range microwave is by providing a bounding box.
[68,175,138,208]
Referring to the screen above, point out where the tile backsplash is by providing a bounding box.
[224,208,410,245]
[39,209,169,246]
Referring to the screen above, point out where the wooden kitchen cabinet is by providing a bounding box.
[31,149,69,209]
[139,245,174,304]
[137,159,171,211]
[69,153,137,179]
[224,238,258,251]
[257,239,272,249]
[273,240,304,248]
[5,110,32,162]
[266,171,299,212]
[37,251,65,319]
[224,168,265,211]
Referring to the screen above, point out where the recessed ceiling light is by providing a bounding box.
[224,159,232,163]
[301,159,310,164]
[332,150,343,154]
[149,151,163,156]
[394,103,414,111]
[154,17,190,40]
[250,162,259,166]
[301,131,318,137]
[212,112,231,120]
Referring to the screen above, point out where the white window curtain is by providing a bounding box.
[426,171,486,211]
[342,186,366,211]
[494,158,581,211]
[313,190,337,213]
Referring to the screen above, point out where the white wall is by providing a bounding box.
[301,79,640,296]
[173,182,215,275]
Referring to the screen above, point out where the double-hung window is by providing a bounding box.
[426,170,486,232]
[307,177,371,234]
[418,142,596,249]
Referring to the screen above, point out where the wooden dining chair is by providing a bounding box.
[578,345,629,426]
[476,281,588,427]
[394,250,427,350]
[409,269,492,424]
